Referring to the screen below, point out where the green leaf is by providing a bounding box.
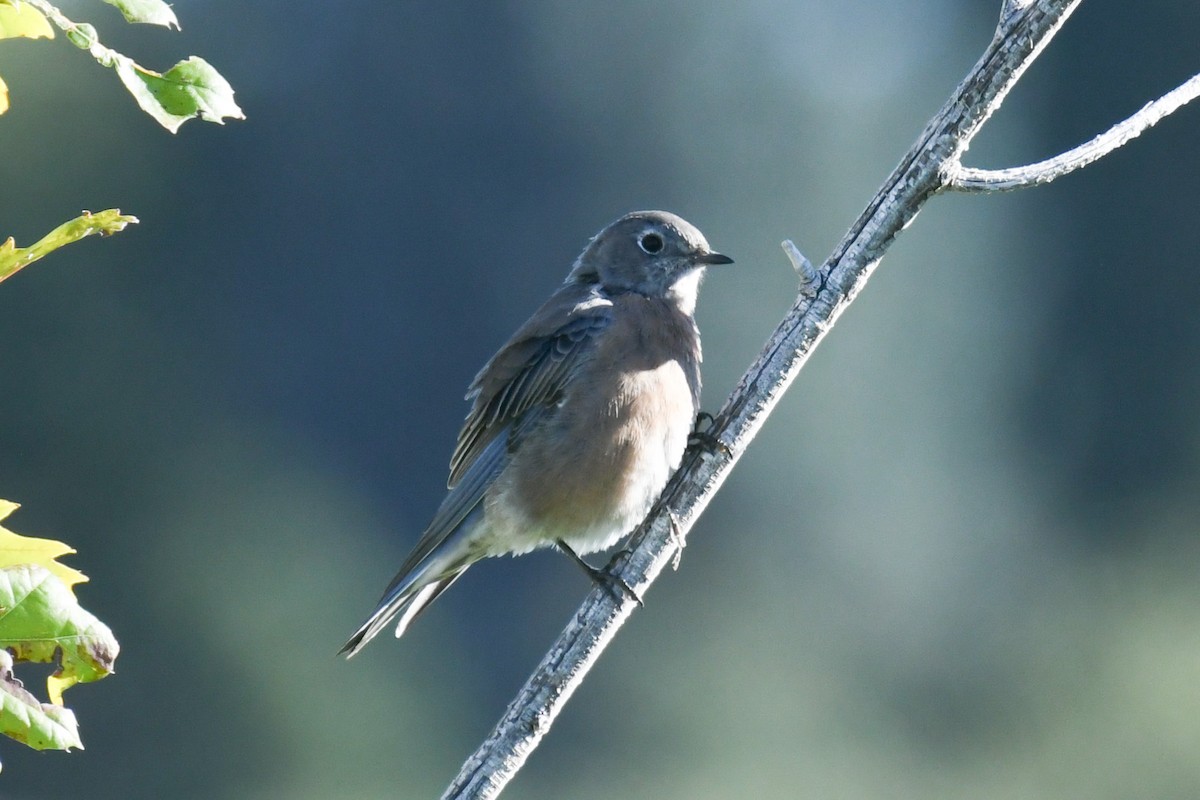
[101,0,178,29]
[114,55,244,133]
[0,564,119,706]
[0,505,116,752]
[0,650,82,751]
[0,2,54,40]
[0,209,138,284]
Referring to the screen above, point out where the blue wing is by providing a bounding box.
[340,282,613,655]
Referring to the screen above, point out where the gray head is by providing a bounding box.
[567,211,733,314]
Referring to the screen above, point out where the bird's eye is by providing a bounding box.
[638,232,664,254]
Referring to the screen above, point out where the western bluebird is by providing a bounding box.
[341,210,732,657]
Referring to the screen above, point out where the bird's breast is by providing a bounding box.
[485,295,701,555]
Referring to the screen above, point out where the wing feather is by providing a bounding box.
[342,283,614,655]
[448,284,613,486]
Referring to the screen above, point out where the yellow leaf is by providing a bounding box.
[46,674,75,707]
[0,73,8,114]
[0,501,87,591]
[0,2,54,40]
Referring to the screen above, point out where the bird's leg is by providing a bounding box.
[688,411,732,458]
[556,540,643,606]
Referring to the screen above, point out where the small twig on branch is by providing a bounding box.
[440,1,1200,797]
[946,72,1200,192]
[782,240,820,295]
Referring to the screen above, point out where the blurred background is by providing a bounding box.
[1,0,1198,797]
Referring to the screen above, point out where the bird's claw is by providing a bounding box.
[558,540,644,606]
[689,411,732,458]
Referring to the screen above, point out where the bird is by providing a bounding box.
[340,210,733,657]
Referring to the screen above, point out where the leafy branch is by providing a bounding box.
[0,209,137,284]
[0,0,243,132]
[0,0,238,766]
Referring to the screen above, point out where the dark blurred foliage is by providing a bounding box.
[0,1,1197,798]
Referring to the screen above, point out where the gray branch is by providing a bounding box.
[947,72,1200,192]
[440,1,1196,796]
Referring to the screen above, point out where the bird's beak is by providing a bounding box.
[695,250,734,265]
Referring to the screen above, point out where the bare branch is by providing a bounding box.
[947,72,1200,192]
[436,1,1200,797]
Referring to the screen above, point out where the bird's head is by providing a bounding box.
[568,210,733,314]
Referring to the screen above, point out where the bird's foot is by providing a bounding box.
[689,411,732,458]
[557,540,643,606]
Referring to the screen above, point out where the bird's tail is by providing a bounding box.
[339,567,469,658]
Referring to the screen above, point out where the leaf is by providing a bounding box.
[0,501,87,591]
[0,2,54,40]
[114,54,244,133]
[0,208,138,284]
[0,564,119,706]
[0,503,118,749]
[0,650,82,751]
[101,0,178,29]
[0,73,8,115]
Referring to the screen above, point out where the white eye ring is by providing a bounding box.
[638,231,665,255]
